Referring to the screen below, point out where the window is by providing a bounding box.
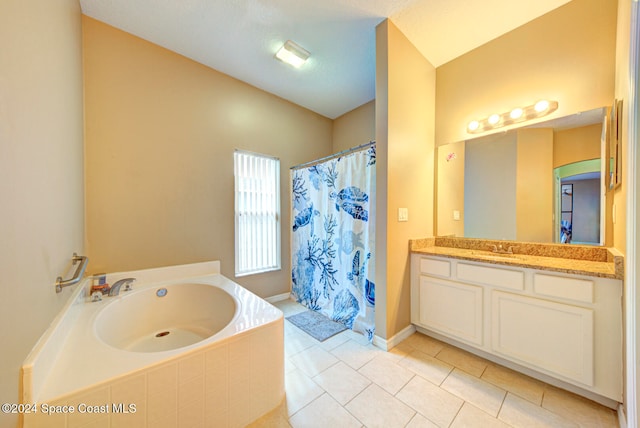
[233,150,281,276]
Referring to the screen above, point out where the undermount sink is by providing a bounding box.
[470,251,523,261]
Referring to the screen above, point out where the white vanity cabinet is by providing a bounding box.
[410,254,623,403]
[418,276,483,346]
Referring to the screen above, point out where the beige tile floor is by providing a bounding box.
[249,299,618,428]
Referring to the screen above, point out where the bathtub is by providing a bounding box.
[21,261,284,427]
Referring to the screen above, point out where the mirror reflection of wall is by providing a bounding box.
[560,183,574,243]
[556,161,602,245]
[436,107,608,245]
[464,132,517,240]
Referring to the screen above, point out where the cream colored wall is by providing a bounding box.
[614,0,633,419]
[83,17,333,299]
[332,100,375,153]
[516,128,554,242]
[435,0,617,147]
[553,123,602,168]
[436,141,465,237]
[613,0,631,255]
[0,1,84,425]
[374,23,390,340]
[376,20,436,339]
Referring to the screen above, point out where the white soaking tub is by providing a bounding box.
[21,261,284,427]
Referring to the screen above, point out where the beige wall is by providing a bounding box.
[376,20,436,339]
[332,100,375,153]
[613,0,631,255]
[435,0,617,147]
[614,0,633,418]
[83,17,333,299]
[553,123,603,168]
[516,128,554,242]
[375,22,390,340]
[0,0,84,425]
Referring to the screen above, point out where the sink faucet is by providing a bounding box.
[489,244,518,254]
[108,278,136,296]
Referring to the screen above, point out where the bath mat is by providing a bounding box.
[286,310,347,342]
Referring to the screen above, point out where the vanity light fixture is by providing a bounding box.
[275,40,310,69]
[467,100,558,134]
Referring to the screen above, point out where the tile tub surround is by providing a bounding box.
[410,237,623,279]
[21,261,284,427]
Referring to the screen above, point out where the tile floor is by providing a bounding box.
[249,299,619,428]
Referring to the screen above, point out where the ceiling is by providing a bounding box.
[79,0,572,119]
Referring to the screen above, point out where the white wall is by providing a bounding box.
[0,1,84,426]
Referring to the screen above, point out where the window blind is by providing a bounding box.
[234,150,281,276]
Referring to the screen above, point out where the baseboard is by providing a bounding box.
[618,403,627,428]
[373,324,416,351]
[265,292,291,304]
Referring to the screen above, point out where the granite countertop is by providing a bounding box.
[410,237,624,280]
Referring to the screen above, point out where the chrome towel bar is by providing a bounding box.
[55,253,89,293]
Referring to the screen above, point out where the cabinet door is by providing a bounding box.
[491,291,594,386]
[419,276,483,346]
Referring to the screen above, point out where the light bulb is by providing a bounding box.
[535,100,550,112]
[510,108,523,119]
[468,120,480,131]
[488,114,501,125]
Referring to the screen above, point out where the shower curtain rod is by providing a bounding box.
[290,140,375,170]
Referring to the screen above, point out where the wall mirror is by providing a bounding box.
[436,106,610,245]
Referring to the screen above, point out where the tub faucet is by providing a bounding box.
[108,278,136,296]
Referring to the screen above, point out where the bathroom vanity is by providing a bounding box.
[410,238,623,406]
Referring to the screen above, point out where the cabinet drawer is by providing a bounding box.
[533,274,594,304]
[492,291,594,386]
[420,257,451,278]
[419,276,483,345]
[457,263,524,291]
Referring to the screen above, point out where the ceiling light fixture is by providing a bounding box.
[467,100,558,134]
[275,40,310,69]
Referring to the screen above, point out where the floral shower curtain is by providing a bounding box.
[291,144,376,341]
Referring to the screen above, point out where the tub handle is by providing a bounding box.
[55,253,89,293]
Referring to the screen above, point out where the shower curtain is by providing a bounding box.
[291,144,376,341]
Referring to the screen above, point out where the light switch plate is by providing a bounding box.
[453,210,460,221]
[398,208,408,222]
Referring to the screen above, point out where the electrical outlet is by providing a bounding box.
[453,210,461,221]
[398,208,408,222]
